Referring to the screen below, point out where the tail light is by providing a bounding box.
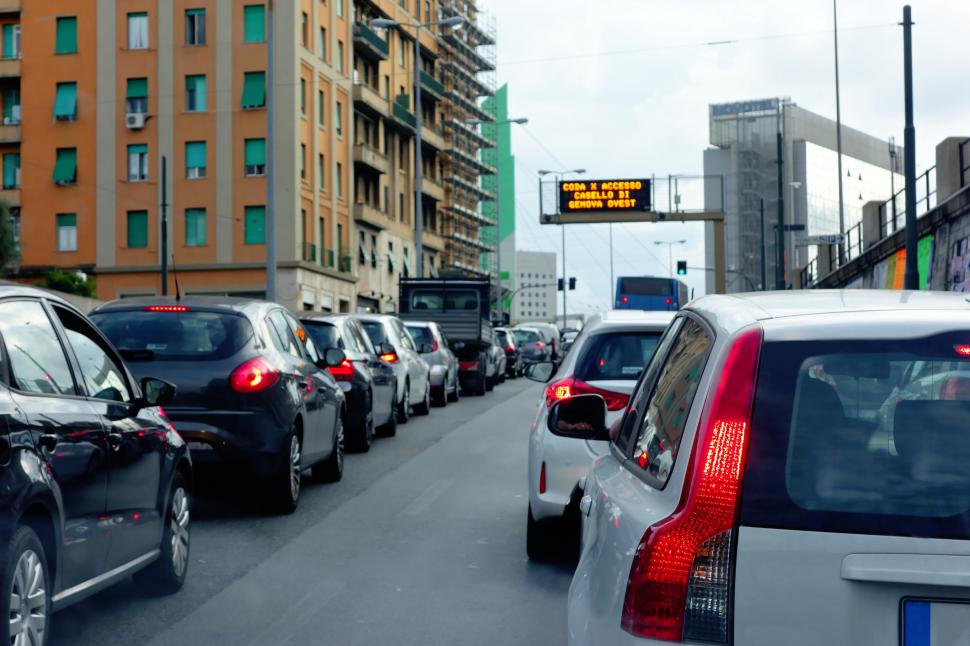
[230,357,280,393]
[544,377,630,411]
[535,341,545,349]
[380,352,399,363]
[327,359,355,382]
[432,339,439,352]
[459,361,480,371]
[539,461,547,494]
[145,305,190,313]
[620,296,629,303]
[621,326,762,643]
[504,346,515,355]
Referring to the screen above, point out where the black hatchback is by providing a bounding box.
[0,287,191,643]
[90,297,347,514]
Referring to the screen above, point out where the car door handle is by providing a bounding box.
[579,494,593,517]
[38,434,58,452]
[842,553,970,588]
[107,433,123,449]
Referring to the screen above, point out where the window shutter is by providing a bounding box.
[55,17,78,54]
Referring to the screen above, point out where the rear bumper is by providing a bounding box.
[168,407,290,477]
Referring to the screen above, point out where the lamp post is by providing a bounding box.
[539,168,585,327]
[372,15,465,278]
[466,117,527,324]
[654,239,687,278]
[788,181,802,283]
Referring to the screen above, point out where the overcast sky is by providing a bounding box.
[488,0,970,312]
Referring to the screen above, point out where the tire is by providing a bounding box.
[485,374,494,391]
[268,432,302,514]
[526,504,553,561]
[313,414,345,483]
[432,384,448,407]
[412,380,431,415]
[376,402,397,437]
[135,472,190,595]
[396,380,410,424]
[447,377,460,402]
[3,526,50,646]
[348,400,373,453]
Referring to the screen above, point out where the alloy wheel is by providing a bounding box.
[289,435,302,502]
[9,549,45,646]
[169,487,190,578]
[336,420,345,472]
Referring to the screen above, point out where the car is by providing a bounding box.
[301,314,398,448]
[523,310,674,560]
[90,296,346,514]
[495,327,522,378]
[518,322,562,360]
[0,287,192,642]
[405,321,460,406]
[488,337,507,387]
[561,330,580,355]
[356,314,433,422]
[513,327,552,365]
[559,290,970,645]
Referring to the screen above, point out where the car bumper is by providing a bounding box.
[167,407,290,477]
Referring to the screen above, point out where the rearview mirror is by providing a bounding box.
[140,377,176,407]
[525,361,556,383]
[547,394,609,441]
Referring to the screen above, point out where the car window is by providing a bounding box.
[55,306,131,402]
[512,329,539,344]
[575,331,662,382]
[92,309,253,361]
[360,320,387,348]
[267,310,302,358]
[304,321,342,351]
[349,321,375,354]
[406,325,434,348]
[282,312,315,361]
[410,289,478,311]
[628,318,712,488]
[396,320,416,350]
[0,300,76,396]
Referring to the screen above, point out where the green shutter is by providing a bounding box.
[126,77,147,99]
[244,206,266,244]
[55,17,78,54]
[53,148,77,184]
[3,153,19,189]
[185,208,207,246]
[185,141,206,170]
[57,213,76,227]
[53,82,77,119]
[128,143,147,156]
[2,25,12,59]
[243,5,266,43]
[3,87,18,121]
[186,74,206,111]
[241,72,265,108]
[300,79,306,113]
[245,138,265,165]
[127,210,148,248]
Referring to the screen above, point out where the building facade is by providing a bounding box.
[703,98,902,293]
[481,83,515,307]
[512,250,556,323]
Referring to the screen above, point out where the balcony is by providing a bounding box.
[354,202,387,230]
[353,143,389,175]
[0,0,21,14]
[352,83,388,119]
[391,95,416,134]
[421,124,445,151]
[301,242,317,263]
[0,57,20,78]
[0,188,19,206]
[422,178,445,202]
[0,124,20,143]
[353,22,389,61]
[338,254,353,273]
[420,71,445,101]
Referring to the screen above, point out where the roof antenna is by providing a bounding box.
[171,254,182,301]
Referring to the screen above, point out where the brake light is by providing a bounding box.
[535,341,545,349]
[504,347,515,355]
[544,377,630,411]
[145,305,189,313]
[327,359,355,382]
[665,298,673,305]
[432,339,439,352]
[380,352,399,363]
[621,326,762,642]
[229,357,280,393]
[955,345,970,357]
[621,296,629,303]
[539,461,547,494]
[459,361,480,371]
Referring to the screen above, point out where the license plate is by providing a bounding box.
[902,599,970,646]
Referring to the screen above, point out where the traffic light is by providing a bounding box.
[557,278,564,291]
[676,260,687,276]
[568,277,576,290]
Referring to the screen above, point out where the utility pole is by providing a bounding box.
[902,5,919,290]
[833,0,846,264]
[265,0,276,301]
[775,122,786,290]
[759,197,766,290]
[608,223,614,303]
[161,156,168,295]
[413,31,425,277]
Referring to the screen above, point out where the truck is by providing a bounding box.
[398,277,495,396]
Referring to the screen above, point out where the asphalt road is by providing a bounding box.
[50,377,573,646]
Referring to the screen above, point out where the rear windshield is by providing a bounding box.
[91,310,253,361]
[575,332,661,381]
[496,330,510,345]
[742,332,970,539]
[406,325,434,347]
[410,290,478,311]
[513,329,539,344]
[303,322,341,350]
[360,320,386,346]
[619,277,671,296]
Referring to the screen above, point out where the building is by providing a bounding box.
[481,83,516,308]
[512,250,556,323]
[703,98,903,293]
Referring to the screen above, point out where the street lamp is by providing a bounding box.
[372,15,465,277]
[653,239,687,278]
[788,181,802,284]
[466,117,527,323]
[538,168,585,326]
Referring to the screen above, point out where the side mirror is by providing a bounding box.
[420,343,435,354]
[452,341,466,351]
[324,347,346,367]
[547,394,609,441]
[525,361,556,383]
[140,377,176,407]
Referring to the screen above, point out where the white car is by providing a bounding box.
[561,290,970,645]
[524,310,675,560]
[356,314,432,424]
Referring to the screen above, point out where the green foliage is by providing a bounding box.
[40,270,96,298]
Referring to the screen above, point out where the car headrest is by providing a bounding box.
[893,400,970,461]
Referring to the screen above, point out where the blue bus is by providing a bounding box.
[614,276,689,311]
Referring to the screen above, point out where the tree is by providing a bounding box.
[40,270,96,298]
[0,199,18,273]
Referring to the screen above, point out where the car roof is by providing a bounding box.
[0,285,77,310]
[92,294,273,315]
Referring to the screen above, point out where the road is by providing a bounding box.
[50,378,573,646]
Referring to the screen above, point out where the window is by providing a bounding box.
[337,40,344,73]
[52,82,78,121]
[56,307,131,403]
[387,241,395,273]
[56,213,77,251]
[398,192,404,221]
[336,0,344,18]
[243,5,266,43]
[2,23,20,59]
[185,74,206,112]
[244,138,266,176]
[55,16,78,54]
[301,12,308,47]
[318,90,325,126]
[319,27,326,61]
[127,12,149,50]
[0,301,74,396]
[371,234,378,268]
[244,206,266,244]
[300,144,306,180]
[185,141,206,179]
[335,101,342,135]
[53,148,77,185]
[576,332,663,382]
[318,154,325,190]
[403,247,410,277]
[241,71,266,108]
[300,78,306,114]
[398,37,405,67]
[629,318,712,488]
[185,8,205,45]
[127,210,148,248]
[127,144,148,182]
[336,162,343,198]
[266,311,302,358]
[185,208,206,246]
[2,153,18,189]
[304,321,341,351]
[92,310,254,361]
[3,87,20,124]
[126,77,148,114]
[384,74,390,98]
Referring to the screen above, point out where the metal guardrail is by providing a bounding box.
[845,221,863,261]
[800,258,818,289]
[878,166,936,239]
[960,137,970,189]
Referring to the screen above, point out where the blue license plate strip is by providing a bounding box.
[902,598,970,646]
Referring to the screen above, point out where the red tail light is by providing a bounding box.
[459,361,480,371]
[955,344,970,356]
[621,296,629,303]
[621,326,762,642]
[544,377,630,411]
[380,352,399,363]
[504,347,515,355]
[229,357,280,393]
[539,461,547,494]
[432,339,439,352]
[665,297,673,305]
[535,341,545,349]
[327,359,355,382]
[145,305,190,313]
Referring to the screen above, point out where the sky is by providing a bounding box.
[486,0,970,314]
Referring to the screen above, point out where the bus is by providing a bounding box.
[614,276,689,311]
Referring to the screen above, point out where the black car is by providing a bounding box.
[0,287,191,641]
[495,327,522,378]
[301,314,397,448]
[91,297,346,514]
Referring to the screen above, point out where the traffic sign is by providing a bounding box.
[799,234,844,246]
[558,179,651,213]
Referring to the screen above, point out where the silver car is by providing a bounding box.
[562,290,970,645]
[356,314,432,424]
[405,321,460,407]
[517,322,561,361]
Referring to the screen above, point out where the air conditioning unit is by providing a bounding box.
[125,113,146,130]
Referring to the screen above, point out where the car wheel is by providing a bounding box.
[376,406,397,437]
[448,377,460,402]
[432,383,448,407]
[269,432,302,514]
[3,526,50,646]
[349,401,373,453]
[526,504,553,561]
[413,380,431,415]
[135,472,190,595]
[313,415,344,483]
[485,373,494,391]
[396,380,410,424]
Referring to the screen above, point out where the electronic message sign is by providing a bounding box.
[558,179,651,213]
